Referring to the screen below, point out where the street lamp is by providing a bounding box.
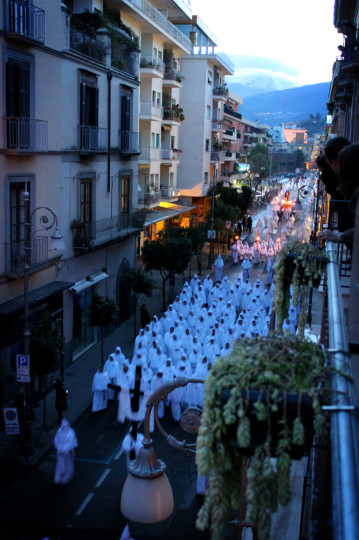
[121,377,203,523]
[207,169,218,270]
[21,190,64,456]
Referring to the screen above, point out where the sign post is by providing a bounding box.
[16,354,30,383]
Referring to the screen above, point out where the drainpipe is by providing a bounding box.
[107,70,112,194]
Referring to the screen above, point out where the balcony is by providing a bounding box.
[224,105,242,120]
[212,119,225,132]
[4,0,45,44]
[210,151,225,162]
[160,186,180,199]
[213,86,229,99]
[140,101,163,120]
[122,0,191,52]
[78,125,108,153]
[163,59,183,88]
[224,151,235,160]
[72,211,146,251]
[139,147,162,162]
[119,131,141,155]
[3,117,48,153]
[138,191,162,207]
[161,147,182,161]
[70,28,106,63]
[222,129,237,141]
[162,105,185,126]
[140,55,165,77]
[5,236,50,276]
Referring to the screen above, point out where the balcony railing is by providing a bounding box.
[4,117,48,152]
[139,147,162,161]
[140,55,165,73]
[78,125,107,152]
[161,147,181,160]
[5,0,45,43]
[72,211,146,249]
[212,119,224,130]
[119,131,141,154]
[160,187,180,198]
[5,236,49,276]
[213,86,229,97]
[140,101,164,118]
[224,105,242,120]
[70,28,106,63]
[123,0,191,51]
[163,108,184,122]
[138,191,162,206]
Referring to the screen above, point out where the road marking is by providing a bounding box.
[75,493,94,516]
[95,468,111,488]
[114,447,124,461]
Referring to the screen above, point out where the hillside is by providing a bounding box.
[231,82,330,126]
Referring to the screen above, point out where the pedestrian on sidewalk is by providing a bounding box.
[213,254,224,283]
[140,304,151,329]
[53,418,78,486]
[54,378,69,423]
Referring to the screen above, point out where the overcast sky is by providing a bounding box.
[189,0,342,86]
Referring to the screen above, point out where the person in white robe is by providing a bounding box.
[220,341,233,358]
[160,312,172,334]
[223,302,237,328]
[213,254,224,283]
[121,425,145,472]
[260,242,267,262]
[113,346,126,368]
[170,365,188,421]
[163,358,176,382]
[188,347,202,371]
[104,354,121,400]
[203,275,213,299]
[53,418,78,485]
[164,326,176,354]
[117,363,134,424]
[92,365,110,413]
[203,338,221,364]
[232,242,239,264]
[242,256,251,281]
[150,315,162,336]
[134,330,148,354]
[190,274,200,292]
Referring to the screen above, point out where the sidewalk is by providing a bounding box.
[0,214,264,471]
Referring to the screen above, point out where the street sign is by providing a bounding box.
[3,408,20,435]
[16,354,30,383]
[207,230,216,239]
[225,221,231,229]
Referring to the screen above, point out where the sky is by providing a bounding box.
[189,0,343,87]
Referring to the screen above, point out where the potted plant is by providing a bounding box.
[273,239,327,336]
[196,334,331,540]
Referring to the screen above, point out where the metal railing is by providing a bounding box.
[161,147,181,160]
[212,119,224,130]
[72,211,146,249]
[123,0,191,51]
[119,131,141,154]
[160,187,180,198]
[325,241,359,540]
[5,236,48,275]
[4,117,48,151]
[5,0,45,42]
[213,86,229,97]
[140,55,165,73]
[140,102,163,117]
[224,105,242,120]
[78,125,107,152]
[70,28,106,62]
[138,191,162,206]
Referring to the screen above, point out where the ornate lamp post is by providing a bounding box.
[21,189,64,456]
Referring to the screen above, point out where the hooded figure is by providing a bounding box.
[213,254,224,283]
[104,354,121,400]
[92,365,110,413]
[121,424,144,472]
[242,256,251,281]
[117,363,134,424]
[53,418,78,485]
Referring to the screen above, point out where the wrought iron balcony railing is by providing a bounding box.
[72,211,146,249]
[119,131,141,154]
[5,0,45,43]
[70,28,106,62]
[78,125,108,152]
[4,117,48,152]
[138,191,162,206]
[5,236,49,276]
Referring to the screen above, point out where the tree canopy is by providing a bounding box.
[88,293,118,364]
[246,143,271,191]
[30,311,64,385]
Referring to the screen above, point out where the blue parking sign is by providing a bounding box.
[16,354,30,382]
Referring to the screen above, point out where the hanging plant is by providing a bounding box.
[273,239,327,336]
[196,335,331,540]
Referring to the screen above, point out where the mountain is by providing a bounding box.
[233,82,330,126]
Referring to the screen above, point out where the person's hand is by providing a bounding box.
[318,230,342,243]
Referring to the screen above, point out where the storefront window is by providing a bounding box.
[72,288,95,358]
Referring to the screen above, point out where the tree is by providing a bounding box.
[296,149,306,169]
[158,224,207,277]
[141,237,193,311]
[247,143,270,193]
[30,311,64,427]
[128,266,155,337]
[88,294,118,365]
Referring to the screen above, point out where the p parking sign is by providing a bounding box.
[16,354,30,383]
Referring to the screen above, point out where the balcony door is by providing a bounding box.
[6,56,31,149]
[79,79,98,150]
[120,86,133,152]
[120,174,131,228]
[9,181,28,269]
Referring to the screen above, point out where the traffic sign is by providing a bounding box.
[16,354,30,383]
[225,221,231,229]
[3,408,20,435]
[208,230,216,239]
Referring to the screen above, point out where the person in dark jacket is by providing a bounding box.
[140,304,151,329]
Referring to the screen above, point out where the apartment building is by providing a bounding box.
[0,0,144,406]
[176,16,235,222]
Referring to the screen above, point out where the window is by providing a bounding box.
[8,177,34,270]
[152,90,156,103]
[153,47,157,57]
[151,133,160,148]
[204,172,209,185]
[79,74,99,150]
[120,86,133,151]
[169,172,174,187]
[205,139,210,151]
[156,133,160,148]
[171,136,175,149]
[79,178,93,224]
[208,70,213,84]
[158,50,162,60]
[206,105,211,119]
[157,92,161,105]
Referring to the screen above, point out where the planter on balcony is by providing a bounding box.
[273,240,327,335]
[196,335,329,540]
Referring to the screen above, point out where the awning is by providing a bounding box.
[0,281,74,317]
[144,203,196,226]
[69,271,109,294]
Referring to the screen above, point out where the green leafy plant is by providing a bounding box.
[273,239,327,336]
[88,293,118,365]
[196,335,330,540]
[128,266,155,337]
